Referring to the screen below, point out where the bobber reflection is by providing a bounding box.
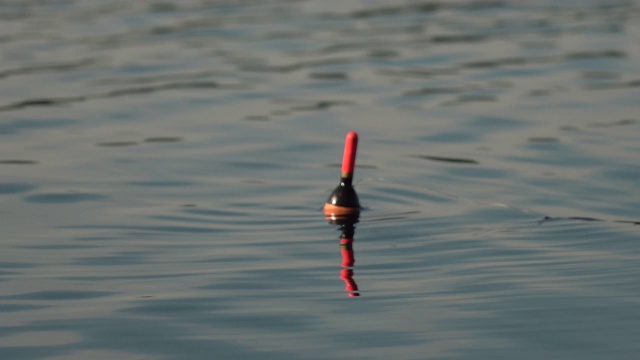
[327,213,360,297]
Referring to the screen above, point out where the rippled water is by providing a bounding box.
[1,0,640,359]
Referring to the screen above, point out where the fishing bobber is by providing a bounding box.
[324,131,361,216]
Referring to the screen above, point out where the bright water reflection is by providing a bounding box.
[1,0,640,359]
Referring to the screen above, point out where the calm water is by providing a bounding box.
[1,0,640,359]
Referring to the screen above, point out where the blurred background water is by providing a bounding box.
[1,0,640,359]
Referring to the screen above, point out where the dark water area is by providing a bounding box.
[1,0,640,359]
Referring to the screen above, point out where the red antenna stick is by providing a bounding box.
[341,131,358,178]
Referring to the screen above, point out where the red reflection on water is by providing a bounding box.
[328,213,360,297]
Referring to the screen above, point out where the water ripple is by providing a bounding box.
[23,192,107,204]
[0,183,36,194]
[2,290,114,301]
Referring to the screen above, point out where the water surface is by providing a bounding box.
[1,1,640,359]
